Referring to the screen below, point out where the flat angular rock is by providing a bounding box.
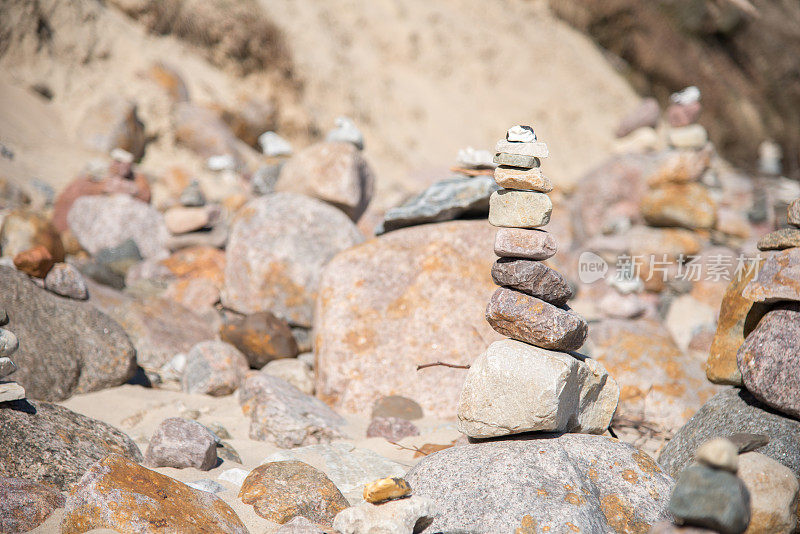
[457,339,618,438]
[0,267,136,401]
[44,262,89,300]
[222,193,364,327]
[707,262,763,386]
[0,400,142,490]
[738,452,799,534]
[491,258,573,306]
[488,189,552,228]
[641,182,716,230]
[0,381,25,402]
[743,249,800,303]
[239,373,346,447]
[495,140,549,158]
[333,495,437,534]
[240,460,349,525]
[737,302,800,419]
[616,98,660,138]
[493,152,540,168]
[659,388,800,478]
[788,198,800,227]
[378,174,499,234]
[0,357,16,378]
[494,165,552,192]
[145,417,218,470]
[405,434,674,534]
[757,227,800,251]
[182,341,249,396]
[0,477,65,533]
[276,141,374,221]
[61,454,247,534]
[485,288,588,351]
[669,464,750,534]
[494,227,557,260]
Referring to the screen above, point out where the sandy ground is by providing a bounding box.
[37,384,462,533]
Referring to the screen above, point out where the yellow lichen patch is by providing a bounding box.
[622,470,638,484]
[515,515,537,534]
[566,522,581,532]
[587,468,599,481]
[600,494,650,534]
[565,492,586,506]
[632,451,662,476]
[536,488,548,496]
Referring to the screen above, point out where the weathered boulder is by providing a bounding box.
[223,193,364,327]
[0,477,65,533]
[0,401,142,490]
[315,220,500,418]
[0,267,136,401]
[145,417,218,470]
[405,434,674,533]
[61,454,247,533]
[182,341,249,396]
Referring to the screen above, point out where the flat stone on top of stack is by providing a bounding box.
[457,125,618,439]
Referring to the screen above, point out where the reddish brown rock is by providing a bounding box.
[276,142,374,221]
[220,311,299,368]
[743,249,800,303]
[13,245,54,278]
[0,210,65,261]
[315,220,501,418]
[666,101,702,128]
[61,454,247,534]
[223,193,364,327]
[0,477,65,533]
[493,227,558,260]
[641,182,717,230]
[366,416,420,442]
[587,319,720,430]
[707,261,765,386]
[738,303,800,419]
[239,461,349,525]
[491,258,573,306]
[485,287,587,351]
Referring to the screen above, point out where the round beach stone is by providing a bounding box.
[371,395,423,420]
[485,287,587,351]
[488,189,552,228]
[738,452,799,534]
[695,438,738,473]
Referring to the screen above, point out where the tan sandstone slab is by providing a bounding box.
[493,165,553,192]
[488,190,552,228]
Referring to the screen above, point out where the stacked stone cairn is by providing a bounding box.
[0,310,25,403]
[666,86,708,150]
[456,125,619,439]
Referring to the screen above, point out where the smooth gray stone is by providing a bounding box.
[493,152,540,168]
[669,464,750,534]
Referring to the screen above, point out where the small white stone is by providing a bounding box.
[506,125,536,143]
[259,131,293,157]
[326,116,364,150]
[218,467,250,487]
[110,148,134,163]
[456,146,494,168]
[695,437,738,472]
[670,86,701,105]
[206,154,237,172]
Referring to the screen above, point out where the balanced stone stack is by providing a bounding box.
[457,125,619,439]
[0,310,25,403]
[666,86,708,150]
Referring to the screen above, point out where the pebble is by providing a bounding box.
[258,131,293,157]
[671,86,701,105]
[495,140,549,158]
[0,381,26,403]
[187,479,226,494]
[144,417,219,471]
[491,258,573,306]
[738,452,799,534]
[219,311,299,368]
[695,438,738,472]
[325,116,364,150]
[297,351,315,369]
[493,227,557,260]
[179,180,206,207]
[669,124,708,149]
[13,245,55,278]
[488,190,552,228]
[493,165,553,192]
[0,328,19,358]
[457,339,618,438]
[363,477,412,504]
[262,358,314,395]
[217,441,242,464]
[251,164,281,196]
[365,416,419,442]
[43,263,89,300]
[333,495,437,534]
[669,464,750,534]
[485,288,588,351]
[787,198,800,227]
[506,125,536,142]
[0,356,16,378]
[493,152,540,168]
[371,395,424,420]
[181,341,249,397]
[164,206,216,235]
[206,154,237,172]
[757,227,800,250]
[598,292,648,319]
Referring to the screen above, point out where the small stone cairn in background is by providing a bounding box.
[0,310,25,403]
